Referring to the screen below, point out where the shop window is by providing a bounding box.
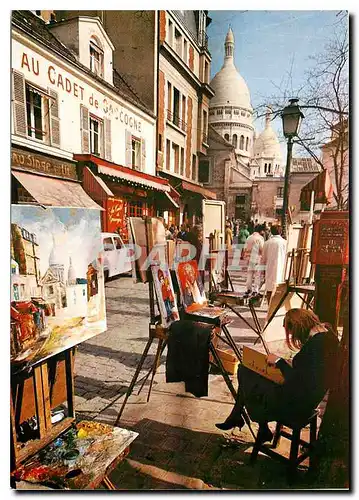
[128,201,144,218]
[25,84,50,142]
[89,37,104,77]
[103,237,114,251]
[232,134,238,148]
[90,115,103,156]
[277,186,284,198]
[131,136,141,170]
[239,135,244,149]
[198,160,210,184]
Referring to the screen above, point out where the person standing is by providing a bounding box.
[243,224,265,297]
[225,222,233,250]
[262,225,287,304]
[238,223,249,259]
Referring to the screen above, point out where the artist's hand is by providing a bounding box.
[266,353,280,367]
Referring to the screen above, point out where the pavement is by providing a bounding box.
[64,267,322,489]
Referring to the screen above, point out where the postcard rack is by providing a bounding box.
[11,347,76,471]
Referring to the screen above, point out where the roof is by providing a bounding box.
[208,125,234,148]
[12,10,154,118]
[291,157,321,173]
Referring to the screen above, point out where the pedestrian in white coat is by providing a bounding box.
[262,225,287,304]
[243,224,265,297]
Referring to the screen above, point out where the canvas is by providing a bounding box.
[176,260,207,311]
[11,205,107,365]
[151,265,179,327]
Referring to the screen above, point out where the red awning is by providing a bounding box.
[181,180,217,200]
[300,169,333,208]
[75,154,170,193]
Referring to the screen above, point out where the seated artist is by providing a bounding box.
[216,308,339,443]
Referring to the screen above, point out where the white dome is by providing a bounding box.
[210,28,252,110]
[254,111,282,159]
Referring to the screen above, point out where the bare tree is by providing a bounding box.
[254,14,349,209]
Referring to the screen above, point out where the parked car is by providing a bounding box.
[101,232,132,280]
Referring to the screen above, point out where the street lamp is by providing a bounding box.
[281,98,304,238]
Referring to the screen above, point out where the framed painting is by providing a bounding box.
[11,205,107,366]
[151,264,179,328]
[176,260,207,311]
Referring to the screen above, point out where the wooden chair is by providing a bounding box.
[250,411,319,483]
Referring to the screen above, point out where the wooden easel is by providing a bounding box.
[11,348,76,471]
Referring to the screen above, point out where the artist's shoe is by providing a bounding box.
[215,416,245,431]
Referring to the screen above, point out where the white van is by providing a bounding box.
[101,232,132,280]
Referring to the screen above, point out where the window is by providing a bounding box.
[48,285,54,295]
[90,116,103,156]
[224,133,229,142]
[113,236,123,249]
[236,195,246,205]
[25,84,49,141]
[172,143,179,173]
[267,163,271,174]
[204,61,209,83]
[180,147,185,176]
[182,95,186,126]
[198,160,210,183]
[241,111,245,116]
[225,107,231,114]
[131,136,141,170]
[175,28,182,57]
[245,137,249,151]
[183,39,188,63]
[173,87,180,126]
[167,81,172,112]
[233,109,240,115]
[128,201,144,217]
[90,39,104,77]
[103,237,114,251]
[158,133,162,151]
[202,110,208,143]
[209,109,215,116]
[216,109,222,115]
[192,154,197,181]
[232,134,238,148]
[168,19,173,45]
[166,139,171,170]
[239,135,244,149]
[277,187,284,198]
[264,163,267,173]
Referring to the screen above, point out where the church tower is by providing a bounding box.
[209,27,254,162]
[252,107,283,178]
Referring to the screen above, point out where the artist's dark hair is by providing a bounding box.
[284,309,323,350]
[270,225,280,236]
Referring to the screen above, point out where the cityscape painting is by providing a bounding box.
[11,205,107,366]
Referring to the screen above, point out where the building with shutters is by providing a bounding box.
[54,10,217,226]
[11,10,174,241]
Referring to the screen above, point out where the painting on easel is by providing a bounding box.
[176,260,206,311]
[151,265,179,327]
[10,205,106,366]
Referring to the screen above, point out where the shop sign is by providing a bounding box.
[19,50,143,132]
[11,147,77,180]
[107,197,125,233]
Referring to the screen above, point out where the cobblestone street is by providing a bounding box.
[70,269,314,490]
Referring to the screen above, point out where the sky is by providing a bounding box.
[207,10,345,157]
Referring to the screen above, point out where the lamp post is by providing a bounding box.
[281,99,304,239]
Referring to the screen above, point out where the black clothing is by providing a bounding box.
[225,331,339,426]
[166,320,212,397]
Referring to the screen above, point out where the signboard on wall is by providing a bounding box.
[11,147,77,180]
[311,211,349,266]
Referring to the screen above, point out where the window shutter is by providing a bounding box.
[141,138,146,171]
[80,104,90,153]
[48,89,60,147]
[125,130,132,168]
[104,118,112,162]
[12,70,27,137]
